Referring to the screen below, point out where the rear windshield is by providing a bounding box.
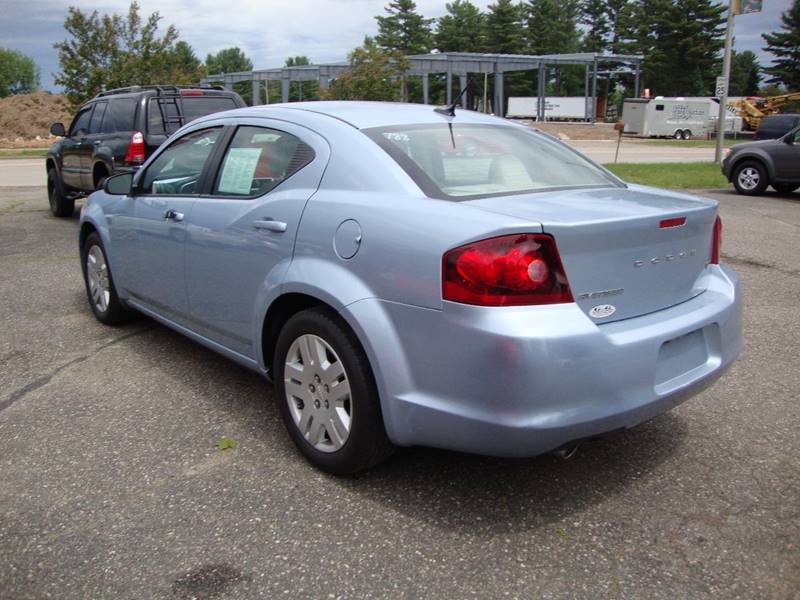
[364,123,620,199]
[148,96,239,135]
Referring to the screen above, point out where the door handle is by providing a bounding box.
[252,218,287,233]
[163,209,184,222]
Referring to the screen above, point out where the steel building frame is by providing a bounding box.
[201,51,643,120]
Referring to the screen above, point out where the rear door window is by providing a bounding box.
[148,96,239,135]
[140,127,222,195]
[88,102,108,134]
[212,126,315,197]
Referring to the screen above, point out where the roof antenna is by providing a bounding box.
[434,74,475,117]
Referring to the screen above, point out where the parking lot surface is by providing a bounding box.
[0,183,798,599]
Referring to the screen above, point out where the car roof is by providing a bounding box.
[222,101,512,130]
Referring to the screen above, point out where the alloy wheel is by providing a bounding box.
[86,245,111,313]
[737,167,760,191]
[284,334,352,453]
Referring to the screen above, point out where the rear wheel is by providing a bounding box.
[81,232,136,325]
[772,183,799,194]
[733,161,768,196]
[273,308,394,475]
[682,129,692,140]
[47,168,74,218]
[673,130,683,140]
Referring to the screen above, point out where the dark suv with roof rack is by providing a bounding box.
[46,85,246,217]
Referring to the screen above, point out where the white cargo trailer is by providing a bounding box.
[507,97,587,120]
[622,97,741,139]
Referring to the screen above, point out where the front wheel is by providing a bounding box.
[81,232,136,325]
[772,183,799,195]
[47,168,74,218]
[732,161,768,196]
[273,308,394,475]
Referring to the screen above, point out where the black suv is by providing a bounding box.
[754,114,800,140]
[46,85,246,217]
[722,126,800,195]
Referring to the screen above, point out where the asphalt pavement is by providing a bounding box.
[0,183,798,599]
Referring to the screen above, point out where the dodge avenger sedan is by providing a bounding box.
[79,101,743,474]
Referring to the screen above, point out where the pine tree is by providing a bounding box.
[485,0,526,54]
[526,0,582,55]
[729,50,761,96]
[581,0,610,52]
[762,0,800,89]
[625,0,725,96]
[435,0,486,52]
[375,0,433,55]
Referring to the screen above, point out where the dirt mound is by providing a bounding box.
[0,92,73,147]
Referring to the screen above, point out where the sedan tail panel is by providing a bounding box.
[464,186,718,322]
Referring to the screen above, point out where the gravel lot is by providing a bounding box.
[0,183,798,599]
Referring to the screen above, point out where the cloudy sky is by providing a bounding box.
[1,0,790,91]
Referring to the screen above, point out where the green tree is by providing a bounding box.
[54,1,183,106]
[623,0,725,96]
[0,48,40,97]
[205,47,253,75]
[166,41,204,84]
[762,0,800,89]
[729,49,761,96]
[526,0,582,54]
[205,47,254,103]
[326,36,409,101]
[485,0,526,54]
[581,0,610,52]
[435,0,486,52]
[375,0,433,55]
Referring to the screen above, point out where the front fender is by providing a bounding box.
[730,150,776,180]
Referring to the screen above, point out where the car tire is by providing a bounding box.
[673,130,683,140]
[273,307,394,475]
[772,183,799,194]
[95,174,108,191]
[81,232,136,325]
[732,160,768,196]
[683,129,692,140]
[47,168,75,218]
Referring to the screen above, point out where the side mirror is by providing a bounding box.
[50,122,66,137]
[104,172,134,195]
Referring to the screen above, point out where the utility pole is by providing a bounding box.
[715,0,736,163]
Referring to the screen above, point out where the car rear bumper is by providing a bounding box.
[343,264,742,457]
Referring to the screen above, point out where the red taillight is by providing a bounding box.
[710,216,722,264]
[443,233,573,306]
[124,131,145,164]
[180,89,204,96]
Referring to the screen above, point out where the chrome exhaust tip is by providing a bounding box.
[553,443,581,460]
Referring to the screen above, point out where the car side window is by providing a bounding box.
[69,107,93,137]
[212,126,315,197]
[89,102,108,134]
[139,127,222,195]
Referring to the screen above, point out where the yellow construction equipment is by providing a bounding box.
[729,92,800,130]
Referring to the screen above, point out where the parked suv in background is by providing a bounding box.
[723,125,800,195]
[46,85,246,217]
[754,114,800,140]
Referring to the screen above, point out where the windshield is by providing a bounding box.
[148,96,239,135]
[365,123,621,199]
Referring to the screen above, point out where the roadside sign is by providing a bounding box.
[734,0,762,15]
[715,77,728,99]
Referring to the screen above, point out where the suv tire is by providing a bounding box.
[733,160,768,196]
[47,168,75,218]
[273,308,394,475]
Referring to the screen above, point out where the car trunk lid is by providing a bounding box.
[463,185,718,323]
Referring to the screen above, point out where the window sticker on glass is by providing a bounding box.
[217,147,263,195]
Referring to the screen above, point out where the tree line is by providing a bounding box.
[0,0,797,108]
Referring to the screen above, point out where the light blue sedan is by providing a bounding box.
[79,101,742,474]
